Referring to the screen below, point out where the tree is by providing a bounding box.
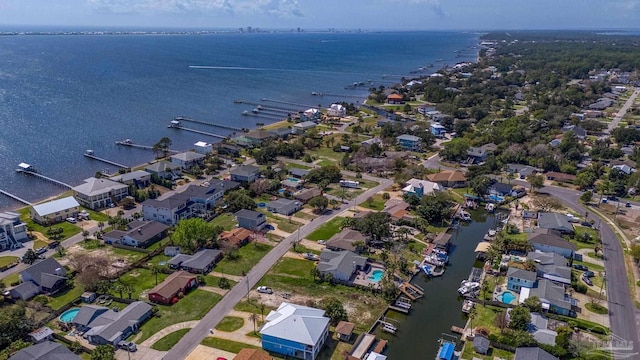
[579,190,593,204]
[91,345,115,360]
[120,197,135,209]
[21,249,38,265]
[152,137,172,158]
[82,230,90,242]
[630,244,640,262]
[531,195,563,212]
[0,305,34,350]
[508,306,531,331]
[309,196,329,214]
[225,190,257,213]
[172,218,216,253]
[321,297,348,325]
[523,296,542,312]
[354,212,391,243]
[218,277,231,289]
[310,267,321,282]
[527,173,545,193]
[306,165,342,184]
[96,280,112,295]
[248,313,258,334]
[469,175,492,198]
[69,253,115,291]
[416,192,452,225]
[150,264,161,285]
[249,179,271,196]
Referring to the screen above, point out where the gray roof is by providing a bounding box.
[527,252,571,281]
[514,347,559,360]
[170,249,222,271]
[29,327,55,342]
[529,279,571,311]
[22,258,66,288]
[317,250,368,276]
[9,341,81,360]
[141,193,189,211]
[73,305,109,327]
[467,146,488,157]
[528,228,577,251]
[180,180,240,199]
[396,134,421,142]
[145,160,181,173]
[289,168,309,177]
[85,301,152,343]
[104,220,168,244]
[167,254,193,267]
[235,209,264,221]
[294,188,323,202]
[32,197,80,217]
[507,267,537,282]
[473,335,490,353]
[170,151,205,162]
[10,281,40,299]
[326,228,367,252]
[527,313,557,346]
[230,165,260,177]
[537,213,574,233]
[72,177,128,197]
[267,198,300,213]
[110,170,151,183]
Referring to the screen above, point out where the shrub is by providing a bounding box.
[218,277,231,290]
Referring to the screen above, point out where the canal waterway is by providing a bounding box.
[383,210,504,359]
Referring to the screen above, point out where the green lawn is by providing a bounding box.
[48,283,85,310]
[325,186,364,200]
[147,254,172,267]
[0,256,18,268]
[151,328,190,351]
[210,213,237,231]
[359,194,385,211]
[204,275,238,288]
[1,273,19,287]
[19,208,81,241]
[472,304,505,335]
[114,268,169,300]
[110,246,148,262]
[270,258,316,278]
[306,217,346,241]
[136,290,222,344]
[294,211,317,221]
[201,337,260,353]
[461,342,514,360]
[32,239,49,250]
[585,302,609,315]
[147,237,172,252]
[215,316,245,332]
[81,208,110,222]
[262,212,303,233]
[215,243,273,276]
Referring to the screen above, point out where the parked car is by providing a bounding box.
[303,253,320,261]
[608,196,619,202]
[583,271,595,278]
[35,247,47,255]
[118,341,137,352]
[582,275,593,286]
[580,221,592,227]
[626,202,632,208]
[66,217,77,224]
[48,241,60,249]
[257,286,273,294]
[573,264,588,271]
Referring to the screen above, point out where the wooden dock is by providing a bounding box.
[83,152,129,170]
[0,189,33,206]
[235,99,301,112]
[398,282,424,300]
[450,326,465,334]
[16,169,73,189]
[174,116,245,132]
[115,140,179,154]
[167,123,227,139]
[261,97,318,109]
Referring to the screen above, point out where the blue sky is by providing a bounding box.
[1,0,639,30]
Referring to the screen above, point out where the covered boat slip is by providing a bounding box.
[437,341,455,360]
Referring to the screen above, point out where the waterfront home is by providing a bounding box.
[506,267,537,292]
[230,165,260,183]
[528,229,578,258]
[527,251,571,285]
[266,198,301,216]
[301,108,321,122]
[145,160,182,180]
[83,302,152,346]
[29,197,80,225]
[489,182,514,197]
[427,170,467,188]
[170,151,206,170]
[537,213,575,235]
[0,211,29,250]
[293,187,322,203]
[544,171,576,184]
[148,270,198,305]
[213,142,241,157]
[102,220,169,248]
[245,129,275,145]
[219,227,252,248]
[326,228,368,253]
[519,279,574,316]
[396,134,421,151]
[514,347,559,360]
[260,302,330,360]
[233,348,272,360]
[386,93,404,104]
[527,312,558,346]
[433,232,452,251]
[317,249,369,283]
[327,103,346,117]
[72,177,129,210]
[402,178,441,198]
[293,121,317,134]
[383,200,412,223]
[110,170,152,188]
[193,141,213,155]
[236,209,267,231]
[11,258,66,301]
[9,341,81,360]
[430,123,447,137]
[167,249,223,274]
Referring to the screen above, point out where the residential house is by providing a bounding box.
[327,103,346,117]
[294,188,323,203]
[427,170,467,188]
[245,129,275,146]
[82,302,153,346]
[473,335,490,355]
[81,292,97,303]
[528,228,576,258]
[561,125,587,140]
[0,211,29,250]
[281,179,303,190]
[317,250,369,283]
[527,312,558,346]
[266,198,301,216]
[236,209,267,231]
[102,220,169,248]
[361,137,382,147]
[179,180,240,212]
[72,305,110,332]
[430,123,447,137]
[145,160,182,180]
[8,341,81,360]
[527,251,571,285]
[433,232,452,251]
[11,258,66,300]
[537,213,574,235]
[466,147,489,164]
[170,151,206,170]
[110,170,152,188]
[396,134,422,151]
[301,108,321,122]
[72,177,129,210]
[326,228,368,253]
[544,171,576,184]
[382,200,412,223]
[30,197,80,225]
[148,270,198,305]
[167,249,223,274]
[506,164,537,179]
[416,104,436,115]
[165,246,181,257]
[402,179,442,198]
[293,121,317,134]
[142,195,192,226]
[386,93,404,104]
[548,139,562,148]
[289,168,309,179]
[520,279,574,316]
[213,142,241,157]
[506,267,537,292]
[489,182,515,197]
[335,321,355,342]
[612,164,635,175]
[514,347,558,360]
[219,227,252,248]
[233,348,272,360]
[193,141,213,155]
[260,302,330,360]
[230,165,260,183]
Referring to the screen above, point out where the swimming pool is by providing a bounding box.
[497,291,516,304]
[489,194,505,203]
[257,202,266,208]
[368,269,384,283]
[59,308,80,323]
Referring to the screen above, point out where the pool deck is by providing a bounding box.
[352,265,385,288]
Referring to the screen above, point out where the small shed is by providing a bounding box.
[29,327,54,343]
[335,321,355,342]
[81,291,97,303]
[165,246,181,257]
[473,335,490,355]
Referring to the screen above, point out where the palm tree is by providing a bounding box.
[259,302,266,322]
[248,313,258,334]
[123,284,135,299]
[114,283,125,298]
[150,264,161,285]
[82,230,90,242]
[97,221,104,231]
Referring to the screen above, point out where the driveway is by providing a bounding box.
[607,88,640,133]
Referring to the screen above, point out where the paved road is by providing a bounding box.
[164,175,394,360]
[421,153,458,171]
[608,88,640,133]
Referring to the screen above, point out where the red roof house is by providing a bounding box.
[148,271,197,305]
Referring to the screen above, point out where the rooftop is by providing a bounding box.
[72,177,128,196]
[31,196,80,217]
[170,151,206,162]
[110,170,152,183]
[260,302,330,346]
[148,270,196,299]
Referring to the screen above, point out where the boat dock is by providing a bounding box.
[388,296,412,314]
[0,189,33,206]
[311,92,364,98]
[83,150,129,170]
[450,326,465,334]
[261,97,318,109]
[398,281,424,300]
[15,165,72,189]
[168,122,227,139]
[173,116,244,132]
[115,139,179,154]
[235,99,302,112]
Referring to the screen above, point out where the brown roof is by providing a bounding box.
[427,170,467,183]
[148,271,196,299]
[544,171,576,181]
[387,93,403,100]
[335,321,355,336]
[294,188,323,202]
[233,348,272,360]
[433,232,452,246]
[246,129,274,140]
[373,339,388,353]
[326,228,367,252]
[220,228,252,247]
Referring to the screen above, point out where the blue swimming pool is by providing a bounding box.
[489,194,505,203]
[59,308,80,323]
[257,202,266,207]
[368,269,384,283]
[497,291,516,304]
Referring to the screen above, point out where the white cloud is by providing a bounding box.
[86,0,303,17]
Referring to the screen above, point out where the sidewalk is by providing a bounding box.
[576,248,604,267]
[205,310,262,347]
[141,321,199,347]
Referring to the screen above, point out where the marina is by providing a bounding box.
[167,120,227,139]
[83,150,129,170]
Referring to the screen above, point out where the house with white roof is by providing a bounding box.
[402,179,442,198]
[193,141,213,155]
[260,302,330,360]
[327,103,346,118]
[30,196,80,225]
[0,211,28,250]
[293,121,317,134]
[301,108,321,122]
[72,177,129,210]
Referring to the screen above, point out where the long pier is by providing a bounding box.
[311,92,364,99]
[241,112,283,120]
[84,152,129,169]
[261,98,318,109]
[0,189,33,206]
[235,99,302,112]
[174,116,245,132]
[16,169,73,189]
[167,124,227,139]
[115,140,180,154]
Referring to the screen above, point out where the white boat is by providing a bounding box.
[458,211,471,221]
[422,264,433,276]
[457,280,481,296]
[485,203,495,213]
[462,299,474,313]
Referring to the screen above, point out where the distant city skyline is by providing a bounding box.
[1,0,640,30]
